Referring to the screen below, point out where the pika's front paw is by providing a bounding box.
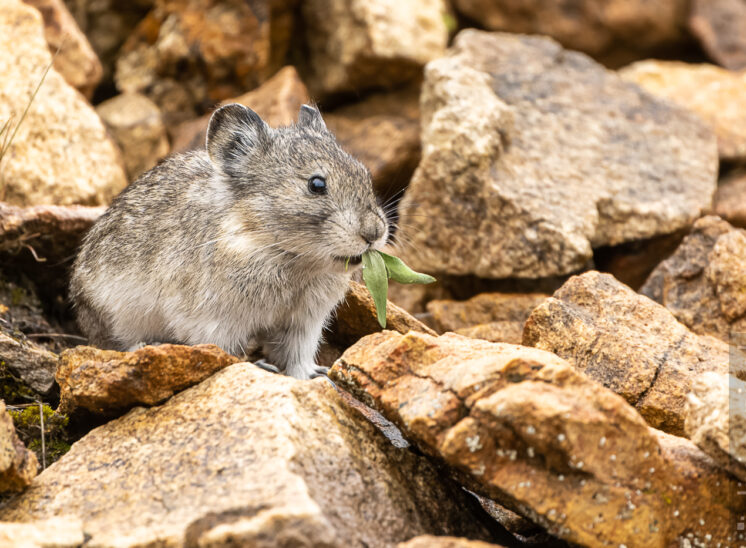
[310,365,329,379]
[254,359,281,374]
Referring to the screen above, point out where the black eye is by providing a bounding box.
[308,175,327,195]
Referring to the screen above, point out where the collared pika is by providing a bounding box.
[70,104,389,379]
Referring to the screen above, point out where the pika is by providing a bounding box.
[70,104,389,379]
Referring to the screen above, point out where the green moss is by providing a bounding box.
[8,404,71,466]
[10,286,26,307]
[0,361,39,404]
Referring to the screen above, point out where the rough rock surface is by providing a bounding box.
[0,401,38,493]
[0,363,493,546]
[0,325,58,396]
[524,271,729,435]
[0,517,83,548]
[96,93,169,181]
[330,330,740,547]
[56,344,240,416]
[325,86,421,197]
[620,60,746,161]
[115,0,283,129]
[452,0,688,66]
[0,0,127,207]
[714,169,746,228]
[640,216,746,343]
[329,280,436,347]
[24,0,103,99]
[399,536,503,548]
[397,31,717,279]
[689,0,746,70]
[686,372,746,482]
[171,66,310,154]
[301,0,448,96]
[427,293,548,344]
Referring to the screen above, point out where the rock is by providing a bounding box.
[0,363,494,546]
[396,31,717,279]
[56,344,240,416]
[170,65,310,154]
[23,0,102,99]
[686,372,746,482]
[0,517,83,548]
[640,216,746,343]
[0,401,37,493]
[399,536,503,548]
[329,280,436,348]
[689,0,746,70]
[523,271,729,435]
[620,60,746,161]
[426,293,548,344]
[325,86,422,198]
[714,169,746,228]
[0,326,58,396]
[62,0,152,87]
[451,0,688,67]
[0,0,127,207]
[300,0,448,96]
[115,0,290,130]
[96,93,169,181]
[330,330,740,547]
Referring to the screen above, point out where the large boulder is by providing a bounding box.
[330,330,740,547]
[689,0,746,70]
[451,0,688,66]
[300,0,448,96]
[620,60,746,161]
[0,0,127,206]
[0,401,37,493]
[523,271,730,435]
[396,31,717,279]
[640,216,746,343]
[0,363,493,546]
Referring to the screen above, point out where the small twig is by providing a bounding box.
[24,244,46,263]
[26,332,87,341]
[38,401,46,470]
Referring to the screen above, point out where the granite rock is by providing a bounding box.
[0,401,37,493]
[689,0,746,70]
[714,169,746,229]
[0,517,83,548]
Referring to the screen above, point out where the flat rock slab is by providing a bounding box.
[56,343,240,416]
[330,330,740,547]
[397,30,717,279]
[0,401,37,493]
[641,216,746,343]
[524,271,729,435]
[0,363,492,546]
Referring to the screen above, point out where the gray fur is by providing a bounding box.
[70,104,389,379]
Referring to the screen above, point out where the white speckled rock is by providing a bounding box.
[0,0,126,207]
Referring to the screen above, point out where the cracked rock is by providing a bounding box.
[330,330,741,547]
[640,216,746,343]
[396,30,717,279]
[524,271,730,435]
[0,363,493,546]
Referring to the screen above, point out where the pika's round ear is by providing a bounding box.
[298,104,328,133]
[206,104,269,173]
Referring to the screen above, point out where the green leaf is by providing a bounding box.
[362,250,388,328]
[378,251,436,285]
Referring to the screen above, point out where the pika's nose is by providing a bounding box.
[360,215,385,245]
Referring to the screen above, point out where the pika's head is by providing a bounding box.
[206,103,389,269]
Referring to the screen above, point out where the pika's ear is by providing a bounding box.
[206,104,269,173]
[298,104,328,133]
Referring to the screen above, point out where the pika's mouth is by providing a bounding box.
[335,254,363,265]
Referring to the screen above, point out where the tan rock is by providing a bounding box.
[427,293,547,344]
[0,363,493,546]
[640,216,746,343]
[0,401,37,493]
[0,0,127,206]
[330,330,740,547]
[0,517,83,548]
[689,0,746,70]
[397,31,717,279]
[115,0,291,130]
[23,0,102,99]
[301,0,448,96]
[329,280,436,348]
[96,93,169,180]
[399,536,503,548]
[620,60,746,160]
[171,65,310,154]
[325,86,421,197]
[686,372,746,482]
[56,343,240,416]
[714,169,746,228]
[524,271,729,435]
[452,0,688,67]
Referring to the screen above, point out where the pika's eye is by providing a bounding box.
[308,175,327,195]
